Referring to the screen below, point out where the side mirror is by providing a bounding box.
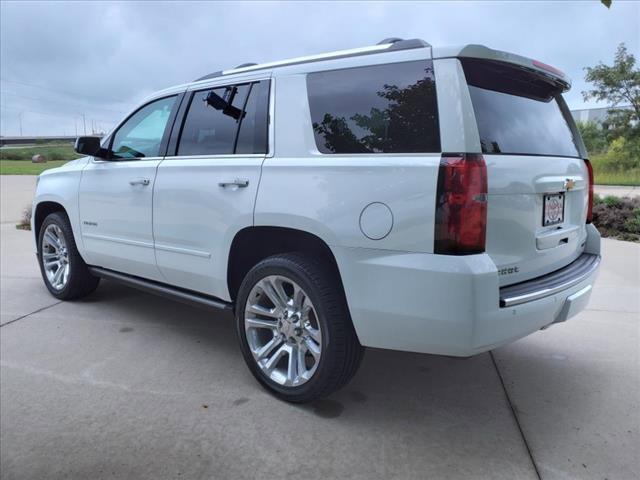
[74,136,107,157]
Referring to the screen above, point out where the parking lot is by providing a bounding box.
[1,176,638,479]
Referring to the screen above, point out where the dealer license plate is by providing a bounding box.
[543,193,565,226]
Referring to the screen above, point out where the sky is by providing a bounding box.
[1,0,638,137]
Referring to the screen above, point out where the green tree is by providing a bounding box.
[582,43,640,138]
[576,121,608,153]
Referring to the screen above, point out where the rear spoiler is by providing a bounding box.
[432,44,571,92]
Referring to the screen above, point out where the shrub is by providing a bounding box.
[603,195,623,208]
[16,205,32,231]
[592,194,640,242]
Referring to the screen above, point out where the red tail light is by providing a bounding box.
[434,153,488,255]
[584,159,594,223]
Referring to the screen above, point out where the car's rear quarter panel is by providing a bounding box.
[255,73,441,253]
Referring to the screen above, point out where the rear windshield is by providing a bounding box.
[462,59,580,158]
[307,60,440,154]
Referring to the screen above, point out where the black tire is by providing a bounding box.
[236,253,364,403]
[37,212,100,300]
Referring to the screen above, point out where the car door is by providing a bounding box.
[79,94,181,281]
[153,79,271,299]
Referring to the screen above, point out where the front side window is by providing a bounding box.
[111,96,177,159]
[307,60,440,154]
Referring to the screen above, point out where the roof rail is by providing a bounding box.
[377,37,403,45]
[235,62,258,69]
[194,70,223,82]
[193,38,430,82]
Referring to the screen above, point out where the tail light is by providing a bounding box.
[584,159,594,223]
[434,153,488,255]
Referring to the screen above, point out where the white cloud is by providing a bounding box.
[1,0,638,136]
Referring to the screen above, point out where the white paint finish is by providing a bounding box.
[260,72,440,252]
[485,154,589,286]
[332,223,600,356]
[29,42,603,359]
[256,155,440,252]
[359,202,393,240]
[433,58,481,154]
[31,157,90,255]
[78,159,164,281]
[432,44,571,87]
[152,156,263,299]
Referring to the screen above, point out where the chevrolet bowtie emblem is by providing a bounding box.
[564,178,576,191]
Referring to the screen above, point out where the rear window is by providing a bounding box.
[462,59,580,158]
[307,60,440,154]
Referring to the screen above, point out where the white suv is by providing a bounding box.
[32,38,601,402]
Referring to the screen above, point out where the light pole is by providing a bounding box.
[18,111,23,136]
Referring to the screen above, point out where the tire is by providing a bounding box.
[37,211,100,300]
[236,253,364,403]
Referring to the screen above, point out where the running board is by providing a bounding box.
[88,267,233,312]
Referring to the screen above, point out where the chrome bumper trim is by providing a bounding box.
[499,253,601,308]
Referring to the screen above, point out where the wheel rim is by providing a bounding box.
[244,275,322,387]
[41,224,70,291]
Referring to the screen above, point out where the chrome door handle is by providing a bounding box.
[129,178,150,186]
[218,179,249,188]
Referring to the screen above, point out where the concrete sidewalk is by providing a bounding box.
[595,185,639,198]
[0,177,639,480]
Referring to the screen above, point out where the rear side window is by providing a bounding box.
[307,60,440,154]
[177,81,269,156]
[462,59,580,158]
[236,81,270,154]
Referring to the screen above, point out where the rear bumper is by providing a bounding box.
[332,224,601,357]
[500,253,600,307]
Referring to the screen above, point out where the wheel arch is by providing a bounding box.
[33,200,67,244]
[227,226,345,304]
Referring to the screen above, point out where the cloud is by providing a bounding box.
[1,0,638,136]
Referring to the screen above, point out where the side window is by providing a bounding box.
[307,60,440,154]
[111,96,177,159]
[236,81,270,154]
[177,84,250,156]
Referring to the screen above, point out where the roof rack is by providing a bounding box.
[193,38,430,82]
[235,62,258,69]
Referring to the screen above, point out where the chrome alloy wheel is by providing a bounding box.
[244,275,322,387]
[41,224,70,291]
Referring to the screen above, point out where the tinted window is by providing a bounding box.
[463,60,579,157]
[111,96,176,158]
[307,60,440,154]
[178,84,250,156]
[235,81,270,154]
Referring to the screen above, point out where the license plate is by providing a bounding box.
[543,193,565,226]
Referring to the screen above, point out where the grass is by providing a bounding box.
[0,144,81,175]
[0,160,69,175]
[590,153,640,186]
[0,144,81,162]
